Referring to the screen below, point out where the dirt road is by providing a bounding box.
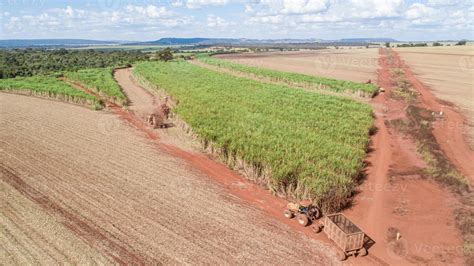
[345,49,465,265]
[0,93,341,264]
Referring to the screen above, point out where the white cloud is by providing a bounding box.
[3,4,194,38]
[300,13,342,23]
[245,0,330,15]
[64,6,74,17]
[426,0,465,7]
[348,0,404,19]
[405,3,435,20]
[207,14,235,27]
[125,5,173,18]
[171,0,184,7]
[244,4,254,13]
[281,0,330,14]
[185,0,230,9]
[248,15,285,24]
[241,0,472,40]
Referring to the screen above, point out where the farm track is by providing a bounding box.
[189,60,370,103]
[1,91,339,263]
[345,48,465,265]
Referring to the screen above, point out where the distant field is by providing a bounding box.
[396,46,474,146]
[197,55,378,97]
[134,61,374,211]
[215,48,379,83]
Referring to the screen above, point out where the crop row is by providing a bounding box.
[197,55,378,97]
[64,68,127,105]
[134,61,374,211]
[0,75,100,108]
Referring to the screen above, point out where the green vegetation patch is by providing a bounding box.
[0,75,100,108]
[134,61,374,211]
[197,56,379,97]
[64,68,127,105]
[1,48,148,78]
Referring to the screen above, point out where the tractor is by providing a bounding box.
[283,200,321,226]
[147,98,170,129]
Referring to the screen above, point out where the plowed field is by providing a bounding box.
[0,93,338,264]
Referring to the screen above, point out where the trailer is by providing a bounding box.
[314,213,367,261]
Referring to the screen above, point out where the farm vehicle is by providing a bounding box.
[283,200,321,226]
[284,203,368,261]
[146,98,171,129]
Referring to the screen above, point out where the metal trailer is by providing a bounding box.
[314,213,367,261]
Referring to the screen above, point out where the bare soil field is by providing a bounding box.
[0,93,339,264]
[396,46,474,148]
[215,48,379,83]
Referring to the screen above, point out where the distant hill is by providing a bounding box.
[132,37,399,46]
[0,39,119,48]
[340,38,398,43]
[132,37,324,46]
[142,38,217,45]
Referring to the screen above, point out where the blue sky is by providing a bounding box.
[1,0,473,41]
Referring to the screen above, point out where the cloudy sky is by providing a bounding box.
[1,0,473,41]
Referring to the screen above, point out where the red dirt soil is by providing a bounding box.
[68,62,466,264]
[394,51,474,183]
[345,48,465,265]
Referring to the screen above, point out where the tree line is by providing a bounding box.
[0,48,149,79]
